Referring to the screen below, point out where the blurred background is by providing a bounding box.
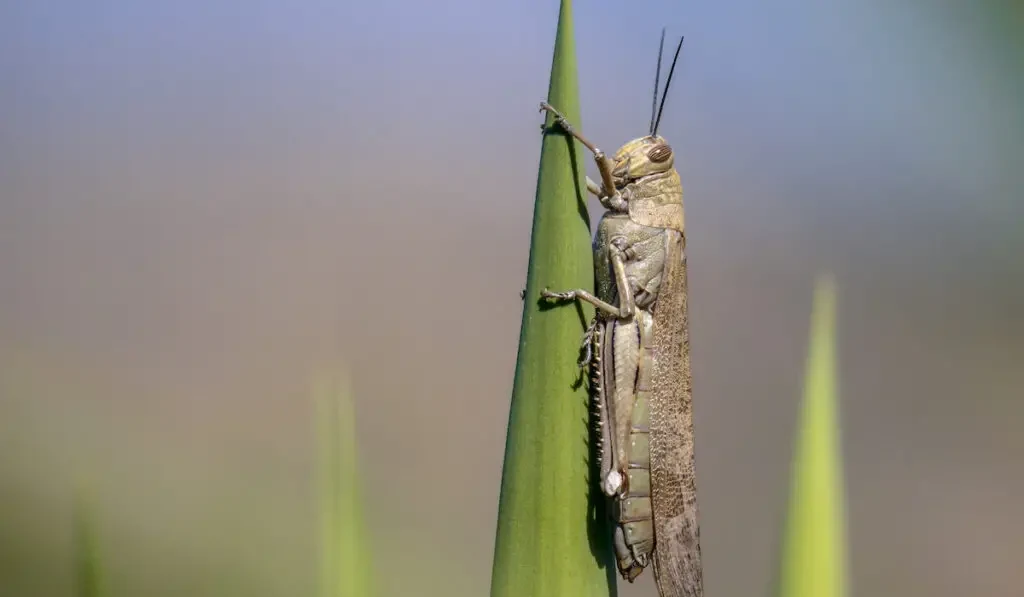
[1,0,1022,595]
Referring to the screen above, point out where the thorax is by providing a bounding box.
[594,213,667,304]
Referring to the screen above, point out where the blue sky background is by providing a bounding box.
[1,1,1021,596]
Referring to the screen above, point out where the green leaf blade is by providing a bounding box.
[74,480,107,597]
[777,276,849,597]
[489,1,615,596]
[316,369,375,597]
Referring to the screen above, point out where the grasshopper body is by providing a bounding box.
[539,32,702,597]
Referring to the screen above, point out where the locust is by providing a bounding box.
[538,31,703,597]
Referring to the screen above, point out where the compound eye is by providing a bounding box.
[647,144,672,163]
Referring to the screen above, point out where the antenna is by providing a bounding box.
[650,28,666,136]
[652,35,684,138]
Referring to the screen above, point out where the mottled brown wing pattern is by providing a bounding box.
[648,228,703,597]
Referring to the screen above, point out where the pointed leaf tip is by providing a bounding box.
[315,368,375,597]
[776,274,848,597]
[490,1,615,596]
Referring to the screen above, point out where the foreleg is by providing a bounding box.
[540,101,624,208]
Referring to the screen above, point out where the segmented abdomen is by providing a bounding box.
[592,312,656,580]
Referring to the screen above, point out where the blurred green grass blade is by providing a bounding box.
[315,374,337,597]
[776,276,849,597]
[490,0,615,596]
[74,480,107,597]
[315,369,375,597]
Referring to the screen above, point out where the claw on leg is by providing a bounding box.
[540,288,576,302]
[539,101,561,118]
[541,287,625,319]
[538,102,573,134]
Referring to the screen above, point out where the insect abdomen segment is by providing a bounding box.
[596,307,657,581]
